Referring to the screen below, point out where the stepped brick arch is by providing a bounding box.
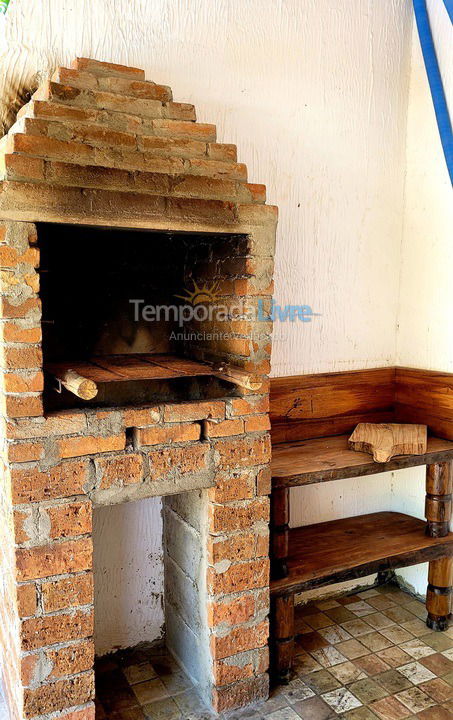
[0,59,277,720]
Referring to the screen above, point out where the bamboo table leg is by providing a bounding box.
[271,594,294,684]
[271,487,290,579]
[426,462,453,630]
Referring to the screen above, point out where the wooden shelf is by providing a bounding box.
[270,511,453,597]
[46,354,214,384]
[272,433,453,488]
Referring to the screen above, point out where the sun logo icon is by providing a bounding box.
[175,281,221,305]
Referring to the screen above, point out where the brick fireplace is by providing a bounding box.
[0,58,277,720]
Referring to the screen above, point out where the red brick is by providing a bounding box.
[2,345,42,370]
[147,444,209,480]
[209,470,255,503]
[256,466,271,496]
[13,509,30,543]
[208,594,255,628]
[207,558,269,595]
[163,401,225,423]
[10,132,95,163]
[210,620,268,660]
[205,418,244,438]
[47,501,92,539]
[0,246,39,268]
[11,460,90,503]
[95,453,143,489]
[214,435,271,469]
[21,654,38,687]
[0,297,41,318]
[3,153,45,183]
[137,422,201,446]
[229,396,269,416]
[122,407,160,427]
[3,372,43,393]
[47,639,94,678]
[212,674,268,713]
[57,433,125,459]
[17,584,37,617]
[244,415,271,433]
[21,610,93,651]
[23,671,94,716]
[8,441,44,463]
[16,538,92,581]
[209,498,269,533]
[213,657,254,685]
[72,57,145,80]
[7,411,87,440]
[208,143,238,161]
[41,573,93,613]
[3,394,43,418]
[2,322,41,343]
[61,706,95,720]
[152,119,216,141]
[208,534,259,564]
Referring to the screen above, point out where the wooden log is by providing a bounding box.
[427,556,453,631]
[271,487,290,580]
[349,423,427,463]
[211,362,262,391]
[271,594,294,684]
[426,462,453,537]
[53,369,98,400]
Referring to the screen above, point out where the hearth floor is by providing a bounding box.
[95,583,453,719]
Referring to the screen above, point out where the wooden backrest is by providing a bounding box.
[270,368,395,445]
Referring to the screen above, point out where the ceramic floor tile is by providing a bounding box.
[395,686,436,714]
[416,706,453,720]
[303,670,341,694]
[347,602,376,617]
[375,647,412,668]
[368,696,412,720]
[400,618,430,638]
[423,632,453,652]
[442,648,453,661]
[366,596,397,612]
[378,626,413,645]
[419,677,453,703]
[264,708,300,720]
[321,686,362,713]
[142,697,182,720]
[324,607,357,624]
[305,613,336,630]
[316,599,341,610]
[132,678,170,705]
[296,631,329,653]
[292,650,323,675]
[341,619,375,638]
[347,678,388,704]
[364,614,396,631]
[382,608,416,625]
[396,661,436,686]
[374,670,412,695]
[291,695,336,719]
[335,639,370,660]
[123,663,158,685]
[398,639,436,659]
[311,646,348,668]
[328,661,367,685]
[419,652,453,677]
[402,600,427,620]
[282,677,316,704]
[338,595,363,606]
[358,632,393,653]
[342,707,381,720]
[358,589,380,599]
[318,626,353,644]
[354,654,391,677]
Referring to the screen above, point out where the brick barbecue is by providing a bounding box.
[0,59,277,719]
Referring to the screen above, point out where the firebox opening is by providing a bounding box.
[37,223,251,411]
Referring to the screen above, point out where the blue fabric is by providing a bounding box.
[442,0,453,24]
[413,0,453,185]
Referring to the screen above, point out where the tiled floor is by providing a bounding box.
[95,583,453,719]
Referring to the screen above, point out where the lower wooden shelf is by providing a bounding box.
[270,511,453,597]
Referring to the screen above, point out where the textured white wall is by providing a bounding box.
[0,0,424,650]
[93,498,163,656]
[395,1,453,595]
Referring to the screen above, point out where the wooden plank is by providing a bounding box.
[349,423,427,462]
[270,368,395,444]
[270,512,453,597]
[271,434,453,487]
[45,360,123,383]
[146,354,213,376]
[90,355,181,380]
[395,368,453,441]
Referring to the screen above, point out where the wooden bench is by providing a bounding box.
[269,369,453,683]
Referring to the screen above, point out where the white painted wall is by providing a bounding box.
[93,498,163,656]
[1,0,449,648]
[395,0,453,595]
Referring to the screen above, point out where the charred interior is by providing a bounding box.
[38,223,253,410]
